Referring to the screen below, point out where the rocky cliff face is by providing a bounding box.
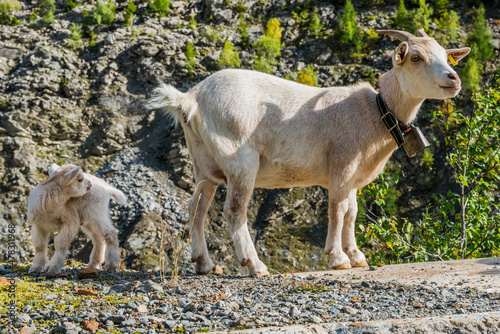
[1,0,499,275]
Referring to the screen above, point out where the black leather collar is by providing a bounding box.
[376,93,412,147]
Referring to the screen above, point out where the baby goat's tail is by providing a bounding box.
[108,188,127,205]
[146,84,198,126]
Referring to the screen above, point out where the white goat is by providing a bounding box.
[148,29,470,276]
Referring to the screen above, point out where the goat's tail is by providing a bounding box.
[107,187,127,205]
[146,83,198,125]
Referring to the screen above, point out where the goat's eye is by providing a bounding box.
[411,55,420,62]
[78,179,83,182]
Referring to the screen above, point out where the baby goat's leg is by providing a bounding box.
[81,224,105,270]
[189,179,218,274]
[342,189,368,267]
[325,187,352,270]
[29,224,50,273]
[224,176,268,277]
[44,213,80,274]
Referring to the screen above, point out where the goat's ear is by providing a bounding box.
[393,42,409,64]
[446,48,471,64]
[48,163,60,178]
[64,166,81,185]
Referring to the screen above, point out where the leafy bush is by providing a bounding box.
[123,0,136,27]
[94,1,116,25]
[358,80,500,263]
[253,17,282,73]
[218,40,241,69]
[0,0,21,25]
[148,0,171,17]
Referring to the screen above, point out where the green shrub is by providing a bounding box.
[233,0,247,13]
[88,31,97,47]
[393,0,409,30]
[218,40,241,69]
[296,65,318,86]
[188,16,197,30]
[123,0,136,27]
[253,17,282,73]
[435,0,449,18]
[41,0,55,13]
[200,26,221,44]
[65,0,77,12]
[0,0,21,25]
[237,14,249,48]
[460,6,494,93]
[435,10,460,46]
[253,57,273,74]
[335,0,362,52]
[358,81,500,263]
[409,0,433,34]
[42,9,55,26]
[148,0,171,17]
[68,22,82,49]
[94,1,116,25]
[308,9,323,38]
[185,42,196,75]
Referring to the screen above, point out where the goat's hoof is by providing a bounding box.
[352,260,368,267]
[334,262,352,270]
[195,264,213,275]
[252,270,270,277]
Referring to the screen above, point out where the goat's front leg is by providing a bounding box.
[325,189,352,269]
[29,224,50,273]
[342,189,368,267]
[189,179,218,274]
[224,180,269,277]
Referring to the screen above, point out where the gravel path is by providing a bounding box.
[2,262,500,334]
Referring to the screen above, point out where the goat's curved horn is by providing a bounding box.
[417,29,429,37]
[376,29,415,42]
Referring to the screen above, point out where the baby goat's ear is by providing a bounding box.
[446,48,471,64]
[64,166,81,184]
[48,163,60,178]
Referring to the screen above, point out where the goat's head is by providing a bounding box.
[377,29,470,100]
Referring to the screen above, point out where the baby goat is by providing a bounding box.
[148,29,470,276]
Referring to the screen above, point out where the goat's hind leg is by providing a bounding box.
[81,224,105,270]
[189,179,218,274]
[342,189,368,267]
[224,173,268,277]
